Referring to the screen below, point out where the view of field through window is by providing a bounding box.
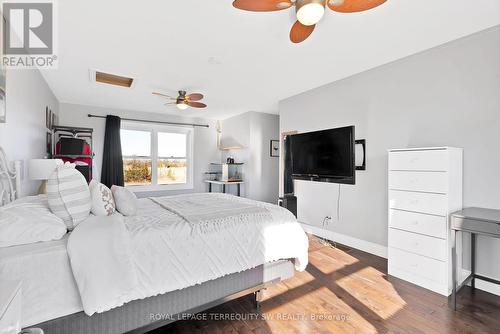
[121,129,187,186]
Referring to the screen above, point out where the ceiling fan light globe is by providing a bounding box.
[176,102,189,110]
[296,2,325,26]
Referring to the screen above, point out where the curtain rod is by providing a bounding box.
[87,114,209,128]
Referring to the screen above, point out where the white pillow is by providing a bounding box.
[111,185,137,216]
[0,195,67,248]
[47,163,91,230]
[89,180,116,216]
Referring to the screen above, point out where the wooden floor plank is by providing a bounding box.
[150,235,499,334]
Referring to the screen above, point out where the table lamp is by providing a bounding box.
[28,159,63,194]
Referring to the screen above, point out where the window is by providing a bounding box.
[120,123,193,190]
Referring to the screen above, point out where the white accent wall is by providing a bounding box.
[58,103,220,198]
[0,70,59,196]
[279,27,500,294]
[221,111,280,203]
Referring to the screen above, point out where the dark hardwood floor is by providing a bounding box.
[150,235,500,334]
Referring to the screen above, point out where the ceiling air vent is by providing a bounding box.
[90,70,134,88]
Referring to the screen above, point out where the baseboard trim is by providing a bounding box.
[300,223,388,259]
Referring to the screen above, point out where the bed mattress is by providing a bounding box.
[0,235,83,327]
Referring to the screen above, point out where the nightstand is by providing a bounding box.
[0,280,21,334]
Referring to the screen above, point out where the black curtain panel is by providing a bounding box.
[101,115,124,188]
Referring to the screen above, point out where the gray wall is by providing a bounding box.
[0,69,59,196]
[221,111,280,203]
[58,103,220,198]
[279,27,500,289]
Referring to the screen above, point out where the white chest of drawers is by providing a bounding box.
[388,147,463,295]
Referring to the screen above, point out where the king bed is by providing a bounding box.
[0,149,309,334]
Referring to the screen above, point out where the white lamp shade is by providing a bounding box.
[28,159,64,180]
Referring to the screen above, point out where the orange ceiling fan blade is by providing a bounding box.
[233,0,293,12]
[187,101,207,108]
[186,93,204,101]
[290,21,315,44]
[327,0,386,13]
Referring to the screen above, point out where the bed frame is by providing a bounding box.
[0,148,294,334]
[0,148,21,205]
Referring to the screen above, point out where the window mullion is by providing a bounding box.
[151,129,158,185]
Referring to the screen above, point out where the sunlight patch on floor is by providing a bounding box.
[309,247,360,275]
[336,266,407,319]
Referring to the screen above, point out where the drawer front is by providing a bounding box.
[389,150,448,171]
[389,209,447,239]
[388,171,448,194]
[389,190,447,216]
[388,247,447,285]
[389,228,447,261]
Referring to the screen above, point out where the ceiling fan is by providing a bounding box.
[152,90,207,110]
[232,0,387,43]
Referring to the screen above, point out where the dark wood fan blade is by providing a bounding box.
[233,0,292,12]
[153,92,176,99]
[186,93,204,101]
[187,101,207,108]
[290,21,315,43]
[327,0,386,13]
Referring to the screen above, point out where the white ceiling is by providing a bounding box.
[41,0,500,120]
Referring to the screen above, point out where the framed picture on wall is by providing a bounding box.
[270,140,279,157]
[45,107,50,129]
[46,131,52,156]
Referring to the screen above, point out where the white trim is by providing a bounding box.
[300,223,388,258]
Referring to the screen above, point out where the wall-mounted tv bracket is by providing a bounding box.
[355,139,366,171]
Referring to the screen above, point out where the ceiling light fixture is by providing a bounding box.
[176,101,189,110]
[296,0,326,26]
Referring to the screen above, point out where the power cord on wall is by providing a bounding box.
[337,183,341,221]
[318,183,341,249]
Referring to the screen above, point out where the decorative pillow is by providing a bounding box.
[1,195,67,247]
[111,185,137,216]
[89,180,116,216]
[47,163,91,230]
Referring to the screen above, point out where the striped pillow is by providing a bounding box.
[47,163,91,230]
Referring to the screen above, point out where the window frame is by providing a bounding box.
[120,122,194,191]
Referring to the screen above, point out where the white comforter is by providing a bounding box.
[67,193,309,315]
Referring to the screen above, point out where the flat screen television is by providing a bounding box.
[289,126,355,185]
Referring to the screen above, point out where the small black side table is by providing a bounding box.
[450,207,500,310]
[205,180,244,197]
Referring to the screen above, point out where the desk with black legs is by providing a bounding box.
[450,207,500,310]
[205,180,244,197]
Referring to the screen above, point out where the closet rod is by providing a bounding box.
[87,114,209,128]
